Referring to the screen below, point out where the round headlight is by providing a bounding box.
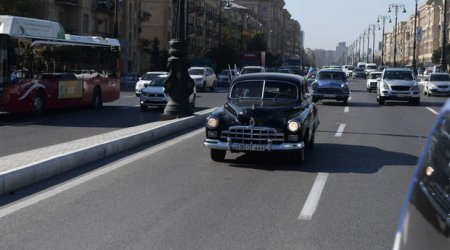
[288,121,300,132]
[207,117,219,129]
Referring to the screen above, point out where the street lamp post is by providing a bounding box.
[362,31,366,62]
[440,0,448,72]
[388,3,407,67]
[367,27,370,63]
[412,0,418,74]
[377,15,392,66]
[369,24,378,63]
[358,34,362,62]
[161,0,195,119]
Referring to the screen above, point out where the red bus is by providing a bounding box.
[0,15,121,115]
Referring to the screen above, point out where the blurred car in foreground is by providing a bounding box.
[366,71,382,92]
[134,71,168,96]
[393,99,450,250]
[203,73,319,162]
[376,68,420,105]
[188,66,217,92]
[139,75,196,111]
[423,73,450,97]
[311,69,350,105]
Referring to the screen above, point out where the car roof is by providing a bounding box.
[318,69,345,73]
[384,67,412,72]
[233,72,304,85]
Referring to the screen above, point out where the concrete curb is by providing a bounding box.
[0,108,216,195]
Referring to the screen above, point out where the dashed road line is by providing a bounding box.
[426,107,439,115]
[335,123,346,137]
[298,173,329,220]
[344,106,349,113]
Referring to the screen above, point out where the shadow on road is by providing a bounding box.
[225,143,417,174]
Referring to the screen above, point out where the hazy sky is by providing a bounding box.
[284,0,426,50]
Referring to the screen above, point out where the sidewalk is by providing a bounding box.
[0,108,215,195]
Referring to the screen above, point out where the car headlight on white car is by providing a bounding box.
[382,81,390,90]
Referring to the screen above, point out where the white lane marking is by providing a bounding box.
[335,123,346,137]
[298,173,329,220]
[348,96,352,101]
[344,106,349,113]
[0,128,205,219]
[426,107,439,115]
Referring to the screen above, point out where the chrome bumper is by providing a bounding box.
[203,138,305,152]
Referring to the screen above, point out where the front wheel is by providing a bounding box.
[92,87,103,109]
[210,149,226,162]
[378,96,385,105]
[32,90,45,116]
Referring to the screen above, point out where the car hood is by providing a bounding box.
[315,80,345,88]
[429,81,450,85]
[384,80,415,86]
[189,75,204,80]
[223,99,301,128]
[137,80,152,85]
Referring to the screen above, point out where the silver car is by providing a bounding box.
[134,71,168,96]
[139,75,196,111]
[423,73,450,97]
[377,68,420,105]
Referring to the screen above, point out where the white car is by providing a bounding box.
[364,63,378,76]
[366,71,382,92]
[139,75,196,110]
[134,71,168,96]
[239,66,266,75]
[423,73,450,97]
[188,67,217,92]
[376,68,420,105]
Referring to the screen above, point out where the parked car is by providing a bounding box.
[217,69,236,87]
[393,98,450,250]
[311,69,350,105]
[239,66,266,75]
[376,68,420,105]
[134,71,168,96]
[366,71,382,92]
[139,75,196,110]
[352,67,366,79]
[203,72,319,162]
[188,66,217,92]
[423,73,450,96]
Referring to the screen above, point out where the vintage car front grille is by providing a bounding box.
[221,126,285,145]
[391,86,411,91]
[315,87,344,94]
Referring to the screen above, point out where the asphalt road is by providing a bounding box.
[0,79,447,249]
[0,88,229,157]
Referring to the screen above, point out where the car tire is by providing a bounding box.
[343,99,348,106]
[210,149,226,162]
[410,98,420,106]
[140,104,147,111]
[378,96,385,105]
[312,97,318,103]
[288,149,305,163]
[92,87,103,109]
[32,90,46,116]
[191,95,196,109]
[201,82,207,92]
[210,81,216,92]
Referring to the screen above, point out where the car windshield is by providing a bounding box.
[354,68,364,72]
[230,80,297,100]
[317,72,346,81]
[366,65,377,70]
[347,66,355,70]
[188,69,204,75]
[142,73,165,81]
[148,76,167,86]
[430,74,450,81]
[383,71,414,80]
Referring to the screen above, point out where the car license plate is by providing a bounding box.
[149,97,164,101]
[232,143,266,151]
[323,94,334,98]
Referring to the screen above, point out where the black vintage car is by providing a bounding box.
[203,73,319,162]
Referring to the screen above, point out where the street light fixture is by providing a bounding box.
[362,31,366,62]
[368,24,379,63]
[440,0,448,72]
[412,0,418,74]
[367,27,371,63]
[161,0,195,119]
[377,15,392,66]
[388,3,407,67]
